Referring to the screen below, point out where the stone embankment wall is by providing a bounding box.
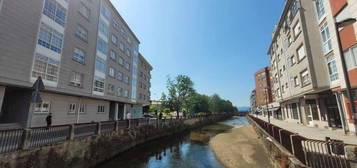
[247,117,308,168]
[0,116,231,168]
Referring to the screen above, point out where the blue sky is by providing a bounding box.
[111,0,285,107]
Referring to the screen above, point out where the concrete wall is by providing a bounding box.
[248,117,308,168]
[0,115,231,168]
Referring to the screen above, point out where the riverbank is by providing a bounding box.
[210,125,273,168]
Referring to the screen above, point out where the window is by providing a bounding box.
[68,103,76,113]
[73,48,85,64]
[110,50,116,60]
[297,45,306,61]
[112,20,119,30]
[97,38,108,55]
[100,4,111,21]
[116,87,122,97]
[291,103,299,120]
[43,0,67,26]
[124,90,129,98]
[293,22,301,37]
[315,0,325,20]
[117,57,124,65]
[79,104,86,113]
[294,76,300,87]
[116,71,123,81]
[125,62,130,70]
[32,53,59,82]
[119,42,124,51]
[111,35,117,45]
[98,19,109,37]
[124,75,129,84]
[97,105,105,113]
[70,71,83,87]
[75,25,88,41]
[34,102,51,113]
[38,23,64,53]
[79,2,90,19]
[300,69,310,87]
[108,67,115,77]
[126,49,131,57]
[93,76,105,92]
[344,45,357,70]
[107,84,115,95]
[326,55,339,81]
[95,57,106,73]
[320,22,332,54]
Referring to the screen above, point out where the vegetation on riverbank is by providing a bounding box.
[149,75,239,117]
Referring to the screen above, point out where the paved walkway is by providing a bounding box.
[255,115,357,145]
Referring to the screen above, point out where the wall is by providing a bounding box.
[0,115,230,168]
[248,117,309,168]
[31,92,110,127]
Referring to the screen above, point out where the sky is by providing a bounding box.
[111,0,285,107]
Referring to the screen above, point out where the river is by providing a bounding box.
[97,116,248,168]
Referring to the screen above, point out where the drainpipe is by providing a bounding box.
[76,98,81,123]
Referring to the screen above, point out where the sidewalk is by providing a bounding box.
[255,115,357,145]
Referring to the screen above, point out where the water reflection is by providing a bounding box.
[98,117,246,168]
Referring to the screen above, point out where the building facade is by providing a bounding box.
[321,0,357,133]
[266,0,357,133]
[0,0,152,127]
[254,67,273,115]
[268,0,340,129]
[250,90,257,113]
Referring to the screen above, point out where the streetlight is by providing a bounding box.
[334,18,357,126]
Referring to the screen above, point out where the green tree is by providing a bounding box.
[165,75,195,117]
[186,93,209,114]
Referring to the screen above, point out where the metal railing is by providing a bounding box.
[29,125,70,148]
[0,113,235,154]
[74,123,98,138]
[0,128,23,153]
[248,115,355,168]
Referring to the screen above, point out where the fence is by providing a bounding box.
[248,115,354,168]
[0,113,234,154]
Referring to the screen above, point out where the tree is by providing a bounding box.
[186,93,209,114]
[165,75,195,117]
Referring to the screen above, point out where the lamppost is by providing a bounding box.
[334,18,357,125]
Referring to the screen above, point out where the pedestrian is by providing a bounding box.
[159,112,163,120]
[46,113,52,129]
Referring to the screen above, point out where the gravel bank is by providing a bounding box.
[209,125,273,168]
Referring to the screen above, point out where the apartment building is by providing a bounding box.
[319,0,357,133]
[254,67,273,115]
[267,0,343,129]
[0,0,152,127]
[250,90,256,113]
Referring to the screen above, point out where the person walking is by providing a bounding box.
[46,113,52,129]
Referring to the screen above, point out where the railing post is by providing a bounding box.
[96,122,101,135]
[69,124,75,140]
[128,119,131,129]
[20,129,31,150]
[115,121,119,131]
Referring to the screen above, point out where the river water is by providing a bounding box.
[97,116,248,168]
